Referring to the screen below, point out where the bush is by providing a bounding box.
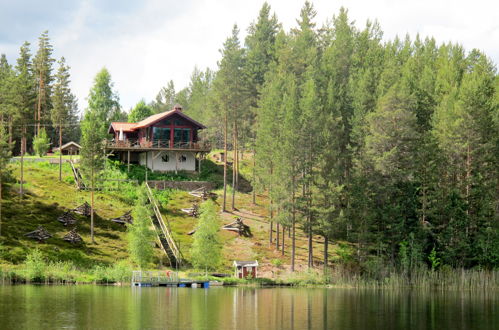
[24,249,47,282]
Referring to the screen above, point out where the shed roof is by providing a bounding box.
[53,141,81,151]
[233,260,259,267]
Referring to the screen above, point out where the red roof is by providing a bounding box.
[109,109,206,134]
[109,122,137,134]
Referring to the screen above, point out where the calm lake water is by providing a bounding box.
[0,285,497,329]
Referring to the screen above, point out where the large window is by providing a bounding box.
[153,127,170,141]
[174,128,190,144]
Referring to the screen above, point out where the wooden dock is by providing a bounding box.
[131,271,210,288]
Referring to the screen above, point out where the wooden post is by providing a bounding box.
[151,151,154,171]
[175,152,178,174]
[145,152,148,182]
[127,150,130,173]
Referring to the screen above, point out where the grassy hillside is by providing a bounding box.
[0,161,133,267]
[1,155,337,279]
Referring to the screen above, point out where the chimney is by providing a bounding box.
[173,104,183,111]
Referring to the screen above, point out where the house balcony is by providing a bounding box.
[105,139,211,152]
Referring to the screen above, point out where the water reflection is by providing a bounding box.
[0,285,496,329]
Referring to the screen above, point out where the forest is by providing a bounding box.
[0,1,498,274]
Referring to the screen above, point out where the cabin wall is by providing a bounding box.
[139,151,196,172]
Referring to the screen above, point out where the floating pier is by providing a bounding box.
[131,271,210,288]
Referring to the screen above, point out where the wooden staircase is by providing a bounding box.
[145,182,182,267]
[69,160,86,190]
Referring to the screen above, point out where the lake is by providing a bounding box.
[0,285,497,329]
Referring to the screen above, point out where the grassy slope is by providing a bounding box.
[0,162,134,267]
[163,151,338,277]
[1,154,336,278]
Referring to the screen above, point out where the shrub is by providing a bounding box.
[24,249,47,282]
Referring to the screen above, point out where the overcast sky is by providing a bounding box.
[1,0,498,112]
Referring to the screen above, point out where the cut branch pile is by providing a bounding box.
[25,226,52,241]
[188,188,216,200]
[110,211,133,225]
[222,217,252,237]
[57,211,77,226]
[73,202,91,217]
[181,204,199,217]
[63,228,83,244]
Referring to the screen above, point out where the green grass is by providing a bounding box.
[0,161,134,267]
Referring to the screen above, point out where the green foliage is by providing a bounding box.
[128,99,153,122]
[127,185,155,269]
[428,247,441,271]
[32,128,50,157]
[24,249,46,282]
[190,200,222,273]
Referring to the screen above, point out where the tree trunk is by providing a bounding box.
[0,176,2,237]
[324,236,328,275]
[252,148,256,205]
[231,121,236,210]
[59,124,63,181]
[223,109,228,212]
[281,225,285,256]
[20,128,25,196]
[91,167,95,243]
[291,173,296,272]
[36,72,43,136]
[276,222,280,250]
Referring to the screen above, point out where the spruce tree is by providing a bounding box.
[190,200,222,275]
[0,123,12,237]
[128,185,155,268]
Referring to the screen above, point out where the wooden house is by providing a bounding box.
[233,260,258,279]
[106,104,209,172]
[52,141,81,155]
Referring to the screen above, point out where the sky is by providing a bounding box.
[1,0,498,113]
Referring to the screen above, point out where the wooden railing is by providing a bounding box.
[132,270,179,284]
[106,139,210,150]
[145,182,182,267]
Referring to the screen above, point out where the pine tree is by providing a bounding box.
[51,57,75,180]
[33,31,55,136]
[212,25,248,211]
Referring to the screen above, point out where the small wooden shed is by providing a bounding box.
[53,141,81,155]
[233,260,258,279]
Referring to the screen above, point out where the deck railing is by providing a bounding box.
[106,139,210,150]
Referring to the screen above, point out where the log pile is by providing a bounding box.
[110,211,133,225]
[63,228,83,244]
[73,202,91,217]
[57,211,77,226]
[222,218,251,237]
[25,226,52,241]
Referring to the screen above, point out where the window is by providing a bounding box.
[174,128,190,144]
[175,119,184,126]
[161,154,169,162]
[153,127,170,141]
[179,154,187,162]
